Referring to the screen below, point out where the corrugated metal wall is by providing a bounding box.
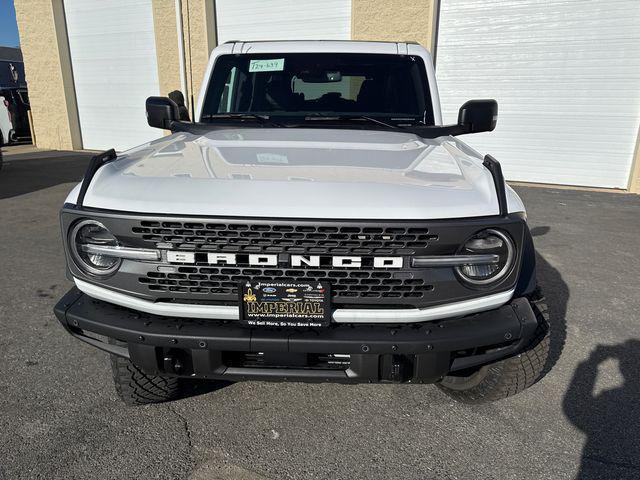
[436,0,640,188]
[215,0,351,44]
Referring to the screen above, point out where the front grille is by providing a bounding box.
[61,209,525,310]
[131,220,438,255]
[138,266,434,302]
[131,220,440,307]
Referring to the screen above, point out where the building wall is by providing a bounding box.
[14,0,81,150]
[181,0,216,112]
[151,0,216,116]
[151,0,182,98]
[351,0,437,51]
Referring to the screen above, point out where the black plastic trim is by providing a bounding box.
[483,154,508,217]
[62,203,527,229]
[514,224,537,297]
[76,149,117,208]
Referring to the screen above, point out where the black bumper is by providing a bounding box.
[54,288,540,384]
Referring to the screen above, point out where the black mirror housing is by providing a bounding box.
[146,96,179,129]
[457,99,498,134]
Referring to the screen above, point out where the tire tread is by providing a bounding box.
[109,340,182,406]
[437,290,550,404]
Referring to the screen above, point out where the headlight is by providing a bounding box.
[455,229,515,285]
[69,219,121,276]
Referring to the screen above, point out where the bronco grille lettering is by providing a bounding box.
[166,252,404,268]
[291,255,320,267]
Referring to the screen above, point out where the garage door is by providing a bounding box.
[435,0,640,188]
[64,0,160,151]
[215,0,351,44]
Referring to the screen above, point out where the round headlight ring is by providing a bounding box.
[455,229,515,286]
[69,219,122,277]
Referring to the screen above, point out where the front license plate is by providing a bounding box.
[239,281,331,327]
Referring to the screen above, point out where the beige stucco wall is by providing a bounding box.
[152,0,216,115]
[351,0,437,51]
[181,0,216,112]
[152,0,182,98]
[14,0,81,150]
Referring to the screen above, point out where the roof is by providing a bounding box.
[223,40,429,56]
[223,39,420,46]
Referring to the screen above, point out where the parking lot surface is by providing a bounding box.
[1,147,639,479]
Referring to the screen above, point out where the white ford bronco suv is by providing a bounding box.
[54,41,551,405]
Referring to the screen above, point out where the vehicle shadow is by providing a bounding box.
[563,340,640,479]
[531,226,568,378]
[178,379,234,401]
[0,149,92,199]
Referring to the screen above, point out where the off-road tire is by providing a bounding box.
[109,339,182,406]
[437,290,550,403]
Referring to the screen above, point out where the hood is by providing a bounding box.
[74,128,523,220]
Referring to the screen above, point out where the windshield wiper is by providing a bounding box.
[348,116,401,130]
[201,113,285,127]
[304,114,401,130]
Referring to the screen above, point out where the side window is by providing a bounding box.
[218,66,238,113]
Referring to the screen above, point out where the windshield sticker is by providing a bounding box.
[249,58,285,73]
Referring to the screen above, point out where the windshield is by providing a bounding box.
[200,53,433,125]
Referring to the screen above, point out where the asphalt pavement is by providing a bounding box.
[1,146,639,480]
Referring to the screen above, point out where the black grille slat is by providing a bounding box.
[132,220,438,255]
[138,267,434,301]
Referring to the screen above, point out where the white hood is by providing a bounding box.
[70,128,524,220]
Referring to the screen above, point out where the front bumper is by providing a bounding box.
[54,288,540,384]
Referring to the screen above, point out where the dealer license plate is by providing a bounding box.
[239,281,331,327]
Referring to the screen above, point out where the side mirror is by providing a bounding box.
[457,99,498,134]
[146,96,179,129]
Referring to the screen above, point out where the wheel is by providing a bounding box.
[437,290,550,404]
[109,339,183,406]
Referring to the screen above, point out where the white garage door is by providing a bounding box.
[64,0,160,151]
[436,0,640,188]
[216,0,351,44]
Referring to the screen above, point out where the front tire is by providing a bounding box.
[437,292,550,403]
[109,339,183,406]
